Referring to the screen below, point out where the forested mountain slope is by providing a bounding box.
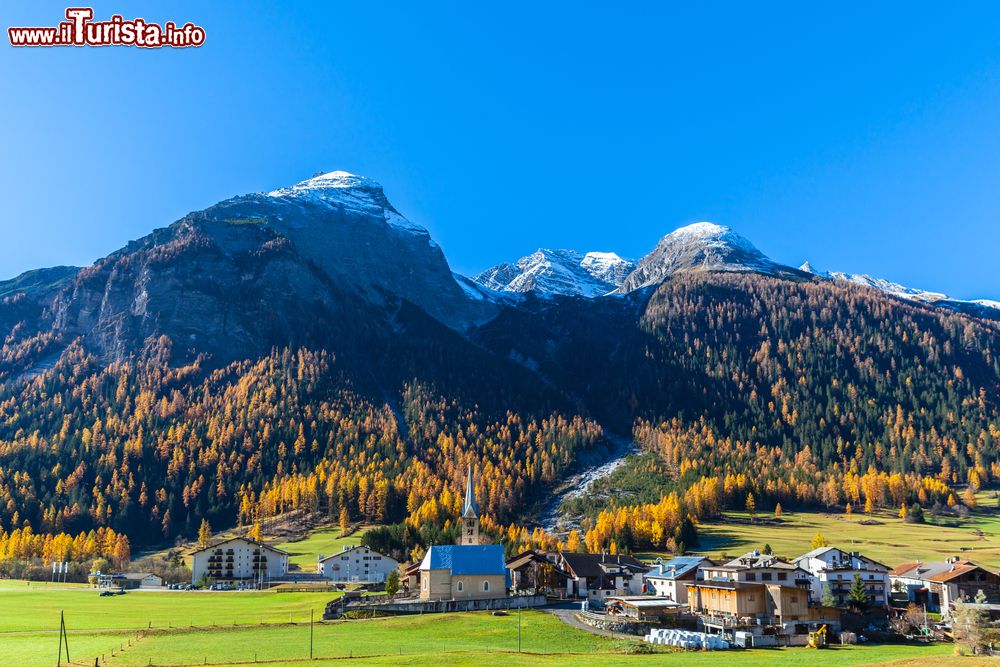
[0,172,997,557]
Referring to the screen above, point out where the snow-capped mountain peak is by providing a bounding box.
[473,248,635,298]
[798,261,825,276]
[264,170,429,236]
[618,222,802,292]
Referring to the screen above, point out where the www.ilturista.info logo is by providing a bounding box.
[8,7,205,48]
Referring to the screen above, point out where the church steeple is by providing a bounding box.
[460,465,480,545]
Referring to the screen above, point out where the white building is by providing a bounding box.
[190,537,288,586]
[643,556,711,604]
[701,550,814,593]
[318,545,399,583]
[793,547,890,608]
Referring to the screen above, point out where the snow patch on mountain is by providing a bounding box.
[264,171,432,240]
[618,222,802,292]
[473,249,635,298]
[799,262,1000,317]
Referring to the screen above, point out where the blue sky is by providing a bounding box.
[1,2,998,299]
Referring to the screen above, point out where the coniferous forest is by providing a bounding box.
[0,208,998,565]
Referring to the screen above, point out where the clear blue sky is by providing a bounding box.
[1,2,998,299]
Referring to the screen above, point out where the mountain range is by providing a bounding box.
[1,170,998,546]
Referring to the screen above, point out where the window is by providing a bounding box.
[745,573,756,581]
[483,580,490,592]
[777,573,787,581]
[791,595,798,603]
[457,581,464,593]
[762,573,772,581]
[422,578,428,590]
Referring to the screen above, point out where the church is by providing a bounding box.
[418,466,509,601]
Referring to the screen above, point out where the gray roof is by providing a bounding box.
[645,556,706,580]
[722,551,800,570]
[794,546,838,561]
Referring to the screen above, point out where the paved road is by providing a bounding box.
[545,607,636,640]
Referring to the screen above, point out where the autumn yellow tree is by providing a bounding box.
[810,532,828,549]
[246,522,262,542]
[566,530,582,552]
[773,502,782,519]
[197,519,212,549]
[339,506,350,536]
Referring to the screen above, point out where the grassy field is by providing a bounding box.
[691,491,1000,568]
[0,580,335,632]
[272,525,371,570]
[82,613,960,667]
[0,584,968,667]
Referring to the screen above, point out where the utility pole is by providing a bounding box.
[517,604,521,653]
[56,610,70,666]
[310,609,314,659]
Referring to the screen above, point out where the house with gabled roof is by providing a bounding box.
[700,550,814,592]
[317,545,399,583]
[891,557,1000,615]
[505,550,572,595]
[556,552,648,602]
[793,546,890,608]
[643,556,713,603]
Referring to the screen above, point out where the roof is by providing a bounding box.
[505,550,572,578]
[420,545,506,576]
[462,466,479,519]
[721,551,801,571]
[688,580,765,591]
[122,572,158,580]
[892,560,993,583]
[794,546,891,571]
[190,536,289,557]
[559,552,648,578]
[645,556,707,580]
[795,546,838,560]
[608,596,684,609]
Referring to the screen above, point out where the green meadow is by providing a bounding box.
[272,525,371,570]
[691,491,1000,568]
[0,583,967,667]
[0,580,334,632]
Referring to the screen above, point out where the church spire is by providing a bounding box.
[462,465,479,519]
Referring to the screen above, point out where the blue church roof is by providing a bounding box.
[420,544,507,577]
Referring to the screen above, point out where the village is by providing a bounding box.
[96,467,1000,653]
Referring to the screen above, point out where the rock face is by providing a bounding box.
[474,249,635,298]
[9,171,498,365]
[2,173,997,375]
[618,222,805,293]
